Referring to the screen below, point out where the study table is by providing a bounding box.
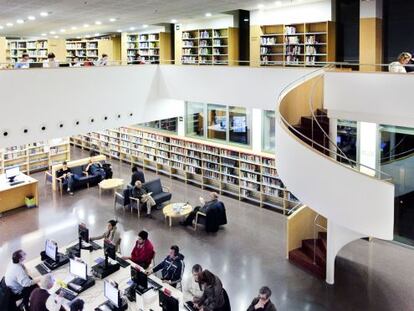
[0,173,39,215]
[25,240,185,311]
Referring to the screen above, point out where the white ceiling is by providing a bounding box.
[0,0,322,38]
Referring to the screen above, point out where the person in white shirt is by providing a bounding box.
[185,264,204,302]
[71,57,82,67]
[95,53,109,66]
[5,249,41,308]
[14,53,30,69]
[43,53,59,68]
[389,52,412,73]
[29,274,64,311]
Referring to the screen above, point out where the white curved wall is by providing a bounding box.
[275,121,395,239]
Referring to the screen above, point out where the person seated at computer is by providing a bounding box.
[180,192,219,226]
[56,161,75,195]
[14,53,30,69]
[95,53,109,66]
[5,249,41,308]
[29,274,65,311]
[147,245,184,288]
[71,57,82,67]
[130,166,145,186]
[247,286,277,311]
[90,219,121,251]
[84,159,106,180]
[43,53,59,68]
[185,264,204,302]
[122,230,154,269]
[193,270,224,311]
[69,298,84,311]
[389,52,412,73]
[132,180,156,217]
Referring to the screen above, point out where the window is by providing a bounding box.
[337,119,357,164]
[229,106,250,145]
[207,104,227,141]
[262,110,275,153]
[186,102,204,137]
[140,117,177,133]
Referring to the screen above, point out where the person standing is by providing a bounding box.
[90,219,121,251]
[246,286,277,311]
[29,274,64,311]
[130,166,145,186]
[5,250,40,308]
[122,230,155,269]
[193,270,224,311]
[185,264,204,302]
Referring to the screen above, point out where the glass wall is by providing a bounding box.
[186,102,204,137]
[262,110,275,153]
[207,104,227,141]
[337,119,358,164]
[140,117,178,133]
[229,106,250,145]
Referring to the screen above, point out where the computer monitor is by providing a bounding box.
[29,62,43,68]
[78,224,89,242]
[232,116,247,133]
[131,266,148,289]
[45,239,57,262]
[69,258,87,280]
[159,290,179,311]
[104,239,116,260]
[5,166,20,182]
[104,280,119,308]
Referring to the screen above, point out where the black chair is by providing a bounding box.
[0,277,20,311]
[194,201,227,232]
[114,188,132,213]
[143,178,172,206]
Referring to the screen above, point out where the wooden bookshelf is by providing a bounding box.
[0,139,70,175]
[66,36,121,63]
[71,127,299,213]
[6,38,66,63]
[251,21,335,67]
[122,32,171,64]
[177,27,239,66]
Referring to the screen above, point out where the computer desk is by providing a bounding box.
[0,173,39,215]
[25,240,185,311]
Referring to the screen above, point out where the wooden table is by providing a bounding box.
[98,178,124,196]
[163,203,193,227]
[0,173,39,215]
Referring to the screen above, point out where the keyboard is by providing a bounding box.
[116,256,130,268]
[56,287,78,301]
[185,302,197,311]
[10,180,24,186]
[148,278,162,290]
[35,263,51,275]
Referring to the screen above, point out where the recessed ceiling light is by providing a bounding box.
[54,35,59,39]
[142,24,148,28]
[76,36,81,39]
[41,33,46,36]
[205,13,212,17]
[109,18,116,22]
[71,26,77,30]
[0,26,4,29]
[83,24,89,28]
[60,29,66,33]
[275,0,282,5]
[171,19,177,23]
[95,21,102,25]
[49,30,56,34]
[16,19,24,24]
[6,23,13,27]
[129,27,135,31]
[40,12,48,17]
[258,4,265,9]
[28,16,36,21]
[117,29,122,33]
[94,33,100,36]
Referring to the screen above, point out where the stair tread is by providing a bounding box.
[289,248,326,279]
[302,239,326,264]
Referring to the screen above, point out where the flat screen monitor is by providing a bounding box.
[131,266,148,289]
[159,290,179,311]
[5,166,20,182]
[29,62,43,68]
[69,259,87,280]
[232,116,247,133]
[104,280,119,308]
[78,224,89,242]
[45,239,57,262]
[104,239,116,260]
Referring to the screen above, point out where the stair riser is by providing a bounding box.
[289,256,325,279]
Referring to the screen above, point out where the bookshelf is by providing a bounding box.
[122,32,172,64]
[7,39,50,63]
[0,138,70,175]
[71,127,299,213]
[65,36,121,63]
[251,21,335,67]
[178,27,239,66]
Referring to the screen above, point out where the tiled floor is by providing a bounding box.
[1,146,414,310]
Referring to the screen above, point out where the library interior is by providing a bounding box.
[0,0,414,310]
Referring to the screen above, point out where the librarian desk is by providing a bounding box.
[0,174,39,215]
[25,240,184,311]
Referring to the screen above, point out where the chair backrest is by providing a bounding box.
[222,288,231,311]
[143,178,162,195]
[71,166,84,176]
[0,277,18,311]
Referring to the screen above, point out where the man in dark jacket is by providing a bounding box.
[130,166,145,186]
[180,192,219,226]
[29,274,64,311]
[247,286,277,311]
[147,245,184,287]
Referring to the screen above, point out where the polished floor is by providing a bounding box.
[1,147,414,310]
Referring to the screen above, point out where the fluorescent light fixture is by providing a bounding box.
[205,13,212,17]
[49,30,56,34]
[109,18,116,22]
[95,21,102,25]
[142,24,148,28]
[40,12,48,17]
[171,19,177,23]
[83,24,89,27]
[129,26,135,30]
[71,26,77,30]
[117,29,122,33]
[6,23,13,27]
[28,16,36,21]
[16,19,24,24]
[60,29,66,33]
[258,4,265,9]
[41,33,47,36]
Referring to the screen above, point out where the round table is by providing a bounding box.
[98,178,124,196]
[163,203,193,227]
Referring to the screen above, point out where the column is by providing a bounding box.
[358,122,379,177]
[359,0,383,71]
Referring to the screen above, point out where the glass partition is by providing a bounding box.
[262,110,275,153]
[207,104,227,141]
[229,106,250,145]
[186,102,204,137]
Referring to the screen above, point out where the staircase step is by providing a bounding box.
[318,232,327,252]
[289,248,326,279]
[316,108,328,116]
[300,116,330,130]
[302,239,326,266]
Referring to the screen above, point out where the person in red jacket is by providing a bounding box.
[122,230,154,269]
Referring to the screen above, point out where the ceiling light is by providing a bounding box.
[275,0,282,5]
[171,19,177,23]
[95,21,102,25]
[28,16,36,21]
[0,26,4,30]
[16,19,24,24]
[129,27,135,31]
[6,23,13,27]
[109,18,116,22]
[83,24,89,28]
[41,33,46,36]
[117,29,122,33]
[54,35,59,39]
[76,36,81,39]
[94,33,100,36]
[142,24,148,28]
[205,13,212,17]
[71,26,77,30]
[40,12,48,17]
[258,4,265,9]
[60,29,66,33]
[49,31,56,34]
[85,34,91,38]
